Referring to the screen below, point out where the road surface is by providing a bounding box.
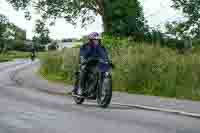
[0,60,200,133]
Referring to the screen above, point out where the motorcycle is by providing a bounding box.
[31,53,36,61]
[72,57,114,108]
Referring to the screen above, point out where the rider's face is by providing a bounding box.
[92,39,99,45]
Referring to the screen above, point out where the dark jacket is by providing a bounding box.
[79,42,110,72]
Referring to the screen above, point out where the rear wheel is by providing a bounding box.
[97,73,112,108]
[73,96,85,104]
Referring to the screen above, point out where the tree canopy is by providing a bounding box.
[7,0,147,36]
[103,0,148,35]
[171,0,200,38]
[33,19,51,45]
[0,14,26,52]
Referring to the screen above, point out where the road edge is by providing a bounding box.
[111,102,200,119]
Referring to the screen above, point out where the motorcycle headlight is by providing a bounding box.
[105,71,110,77]
[81,65,86,70]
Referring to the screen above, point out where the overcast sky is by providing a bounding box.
[0,0,183,40]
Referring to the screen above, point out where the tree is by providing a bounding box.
[171,0,200,38]
[0,14,9,53]
[13,27,26,51]
[0,14,27,52]
[33,19,51,45]
[165,21,187,39]
[103,0,148,35]
[7,0,147,36]
[1,23,16,52]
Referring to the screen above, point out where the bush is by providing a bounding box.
[48,44,58,51]
[102,35,130,50]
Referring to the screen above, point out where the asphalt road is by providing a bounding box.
[0,60,200,133]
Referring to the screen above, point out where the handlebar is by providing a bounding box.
[83,57,108,64]
[81,57,115,68]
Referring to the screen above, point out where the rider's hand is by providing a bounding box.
[80,56,87,64]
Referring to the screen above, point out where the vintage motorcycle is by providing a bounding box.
[30,53,36,61]
[72,57,114,108]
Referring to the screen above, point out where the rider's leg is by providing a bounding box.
[79,69,87,95]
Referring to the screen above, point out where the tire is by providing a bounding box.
[73,96,85,104]
[72,76,85,104]
[97,74,112,108]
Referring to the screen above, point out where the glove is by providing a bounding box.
[109,61,115,68]
[80,56,87,64]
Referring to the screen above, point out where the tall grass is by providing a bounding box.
[40,49,79,83]
[112,44,200,100]
[40,43,200,100]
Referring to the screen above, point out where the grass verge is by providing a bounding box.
[0,51,30,62]
[0,51,48,62]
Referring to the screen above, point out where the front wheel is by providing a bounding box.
[97,73,112,108]
[72,77,85,105]
[72,88,85,104]
[73,96,85,104]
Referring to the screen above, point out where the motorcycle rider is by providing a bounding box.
[72,32,110,96]
[31,45,36,60]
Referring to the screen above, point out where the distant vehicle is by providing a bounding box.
[31,47,36,61]
[30,53,35,61]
